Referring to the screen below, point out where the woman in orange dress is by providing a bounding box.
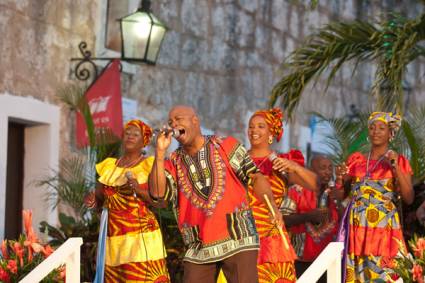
[337,112,414,282]
[92,119,170,283]
[247,108,318,282]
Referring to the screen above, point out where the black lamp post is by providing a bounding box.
[71,0,167,81]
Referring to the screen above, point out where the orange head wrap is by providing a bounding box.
[252,108,284,142]
[124,119,153,146]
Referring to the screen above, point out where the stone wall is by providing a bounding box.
[0,0,424,152]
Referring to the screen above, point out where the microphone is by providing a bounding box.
[125,171,134,180]
[125,171,137,197]
[269,152,278,162]
[269,152,286,175]
[386,150,397,169]
[328,179,342,208]
[153,128,184,138]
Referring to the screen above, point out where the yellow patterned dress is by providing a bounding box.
[342,152,411,282]
[96,157,170,283]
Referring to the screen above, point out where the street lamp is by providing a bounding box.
[120,0,167,64]
[71,0,168,81]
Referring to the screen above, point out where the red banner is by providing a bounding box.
[76,60,123,147]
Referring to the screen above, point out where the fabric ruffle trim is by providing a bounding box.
[348,225,406,257]
[280,149,305,167]
[258,234,297,264]
[96,156,154,186]
[347,152,412,179]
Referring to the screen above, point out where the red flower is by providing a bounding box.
[22,210,44,263]
[12,242,24,267]
[414,238,425,258]
[42,245,54,258]
[6,259,17,274]
[0,267,10,283]
[58,265,66,281]
[390,273,400,280]
[1,240,9,259]
[381,257,396,269]
[411,264,424,283]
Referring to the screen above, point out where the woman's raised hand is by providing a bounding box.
[335,162,348,181]
[272,157,300,174]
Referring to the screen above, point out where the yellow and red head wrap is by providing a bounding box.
[252,108,284,142]
[124,119,153,146]
[368,112,402,139]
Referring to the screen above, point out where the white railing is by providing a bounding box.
[297,242,344,283]
[19,237,83,283]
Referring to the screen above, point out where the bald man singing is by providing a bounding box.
[149,106,282,283]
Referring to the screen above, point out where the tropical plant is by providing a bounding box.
[270,6,425,118]
[381,235,425,283]
[37,154,99,281]
[313,112,369,165]
[0,210,64,283]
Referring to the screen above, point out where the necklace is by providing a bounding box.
[250,150,275,168]
[105,154,144,185]
[364,150,387,183]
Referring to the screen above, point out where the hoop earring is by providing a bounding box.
[268,136,273,144]
[366,136,370,142]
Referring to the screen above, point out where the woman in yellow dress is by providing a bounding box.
[92,119,170,283]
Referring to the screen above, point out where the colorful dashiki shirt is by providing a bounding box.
[163,136,260,264]
[286,184,339,262]
[342,152,412,283]
[248,149,303,283]
[95,157,170,283]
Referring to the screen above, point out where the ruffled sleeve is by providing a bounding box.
[96,158,126,186]
[96,157,116,176]
[96,156,154,187]
[132,156,154,184]
[279,149,305,167]
[398,154,413,175]
[346,152,365,177]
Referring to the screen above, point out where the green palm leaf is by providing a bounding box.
[270,21,379,117]
[271,12,425,119]
[37,155,95,219]
[312,112,369,165]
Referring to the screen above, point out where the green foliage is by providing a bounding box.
[153,207,185,282]
[317,105,425,183]
[271,12,425,119]
[386,234,425,282]
[38,156,94,218]
[39,212,99,280]
[0,235,63,282]
[312,112,369,165]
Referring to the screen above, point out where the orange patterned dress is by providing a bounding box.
[96,157,170,283]
[248,150,302,283]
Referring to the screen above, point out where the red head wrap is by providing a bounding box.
[252,108,284,142]
[124,119,153,146]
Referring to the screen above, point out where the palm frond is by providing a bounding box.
[94,127,122,161]
[312,112,369,165]
[270,21,379,117]
[403,105,425,181]
[271,12,425,119]
[56,84,87,111]
[37,155,95,219]
[56,83,96,147]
